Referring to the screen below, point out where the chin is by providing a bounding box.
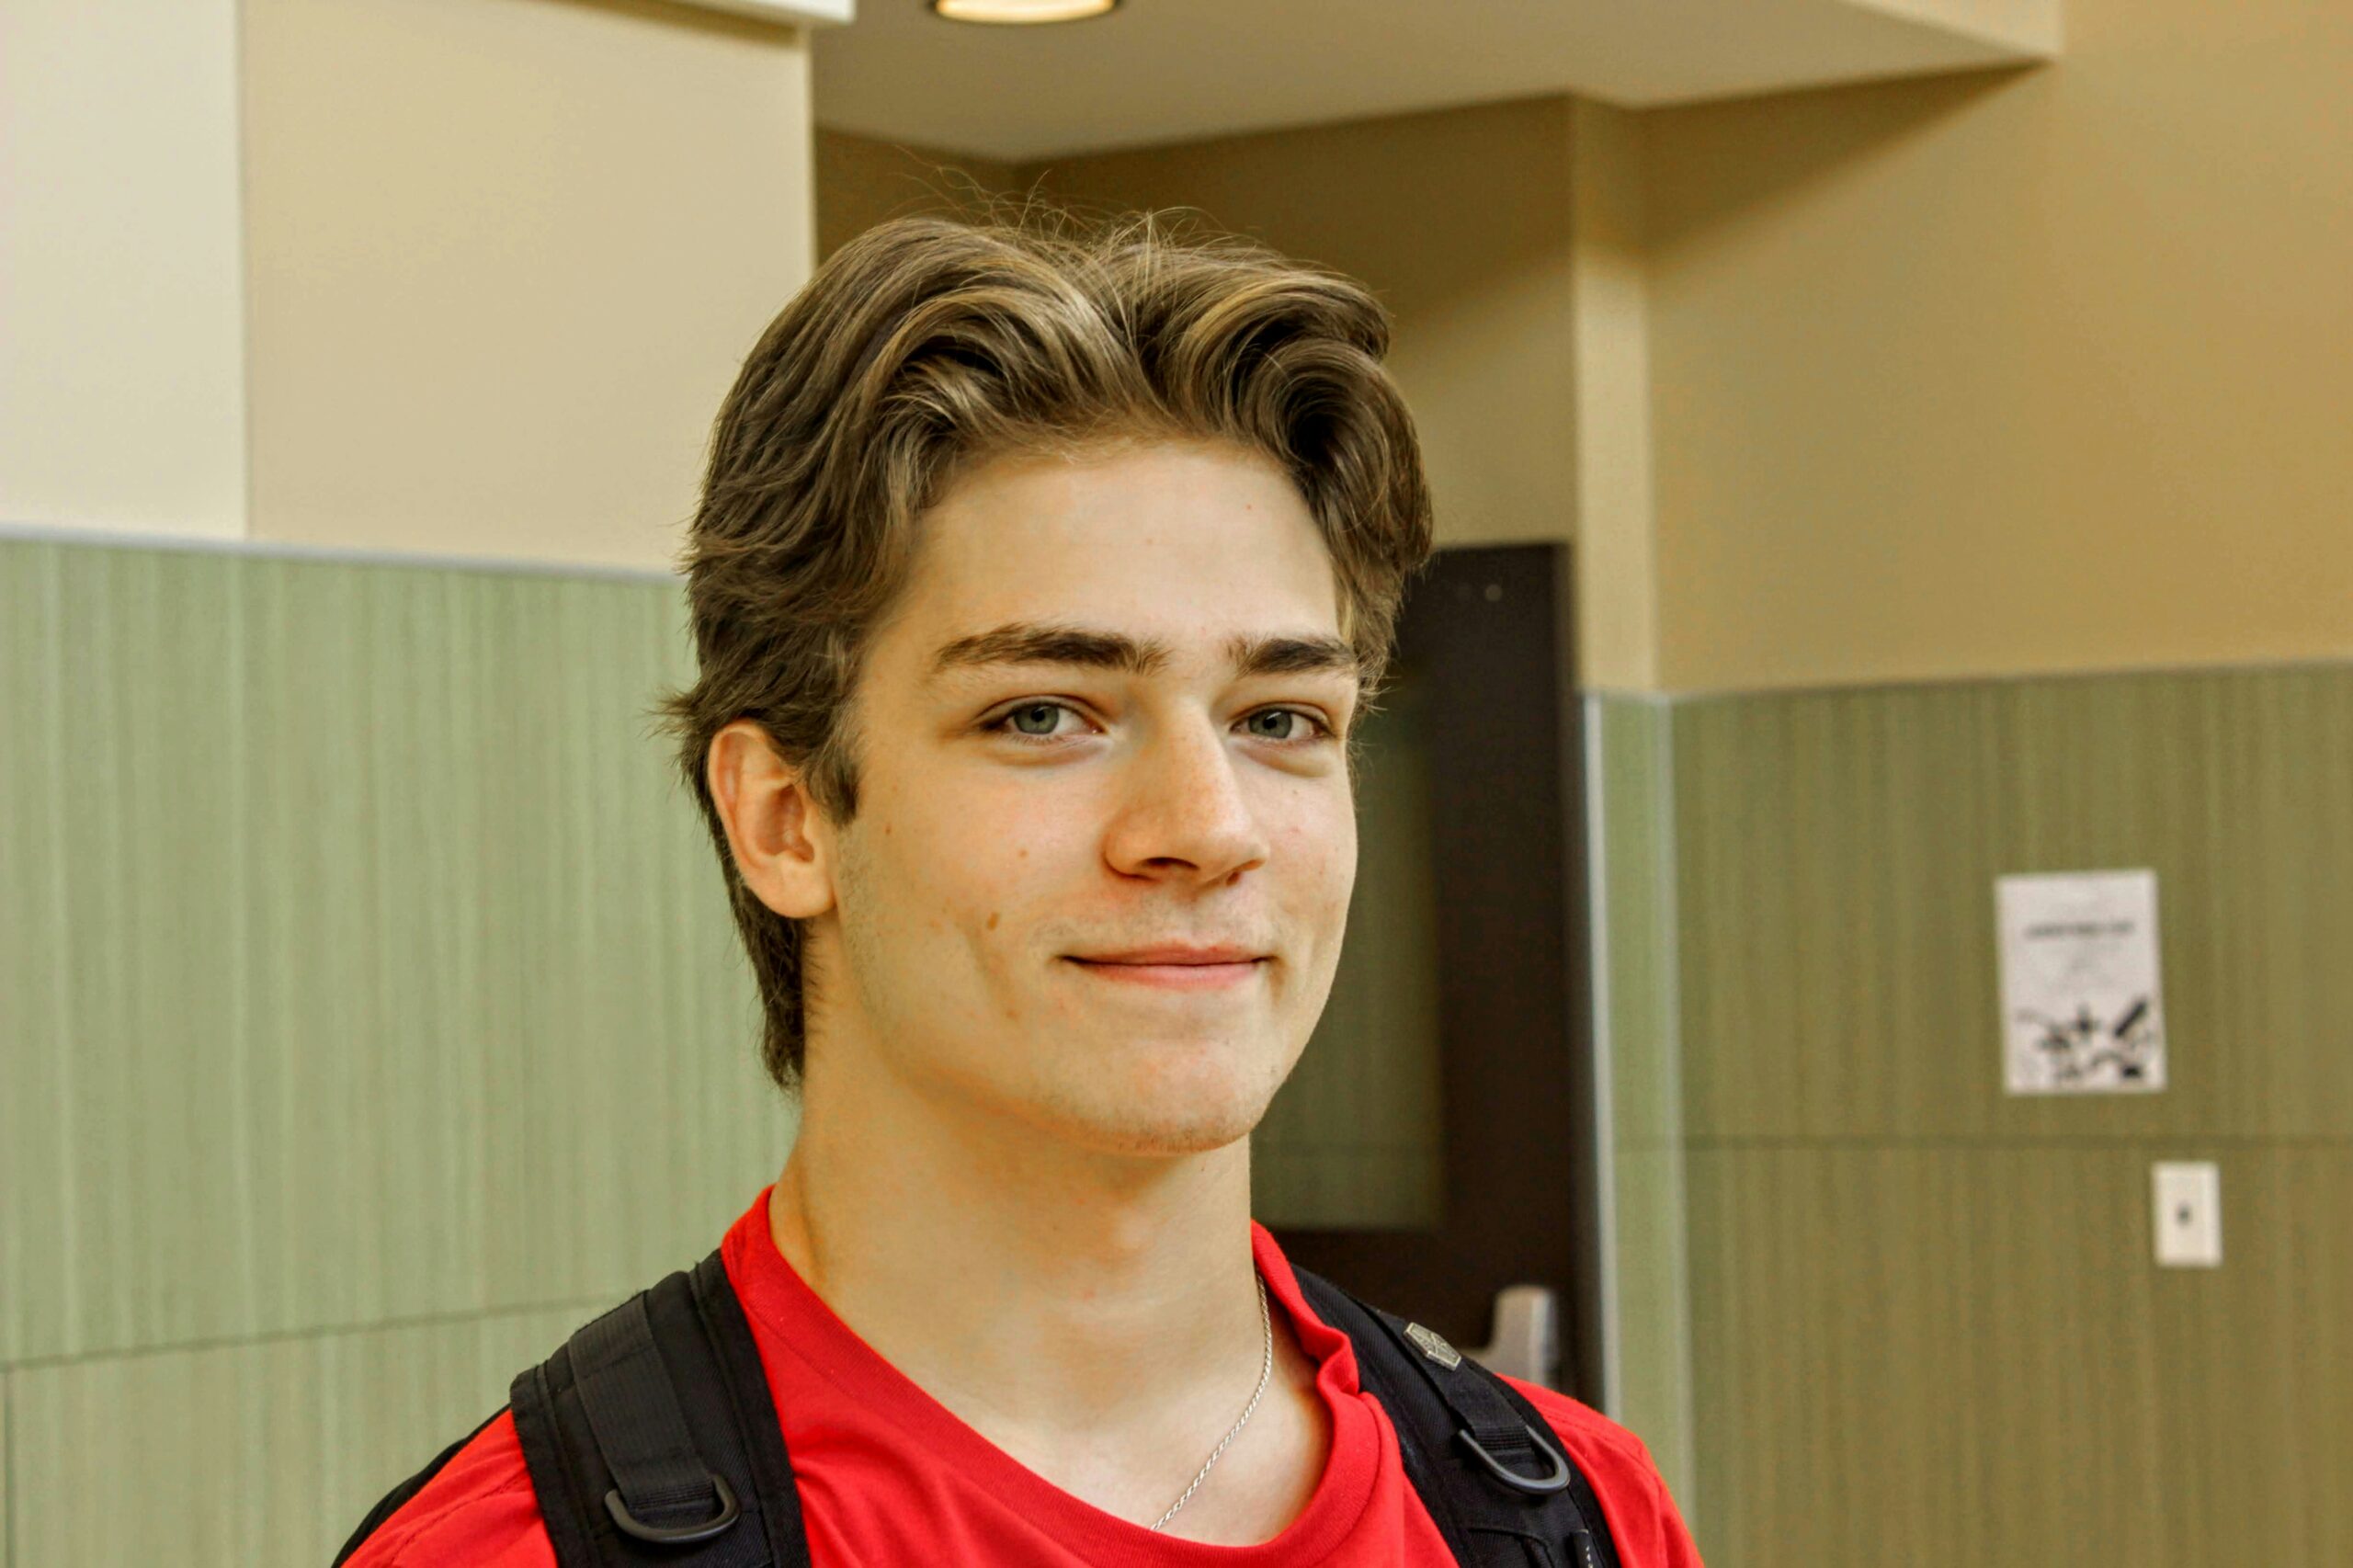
[1035,1050,1286,1160]
[1100,1103,1265,1158]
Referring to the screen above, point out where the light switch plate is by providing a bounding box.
[2153,1162,2222,1267]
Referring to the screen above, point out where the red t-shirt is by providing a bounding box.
[347,1187,1702,1566]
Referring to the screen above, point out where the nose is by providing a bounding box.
[1101,711,1272,886]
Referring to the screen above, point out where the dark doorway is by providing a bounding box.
[1257,541,1604,1406]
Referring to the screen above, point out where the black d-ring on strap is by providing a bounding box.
[1454,1419,1573,1494]
[1286,1268,1625,1568]
[506,1252,811,1566]
[564,1291,760,1556]
[606,1474,741,1544]
[1376,1306,1582,1500]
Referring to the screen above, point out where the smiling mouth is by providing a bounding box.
[1064,957,1267,991]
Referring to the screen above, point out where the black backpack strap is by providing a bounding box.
[1291,1266,1622,1568]
[509,1250,812,1568]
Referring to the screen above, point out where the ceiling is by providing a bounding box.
[808,0,2058,164]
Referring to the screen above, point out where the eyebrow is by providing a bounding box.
[926,619,1361,687]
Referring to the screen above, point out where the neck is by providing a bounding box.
[767,1043,1267,1442]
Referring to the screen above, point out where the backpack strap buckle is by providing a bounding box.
[506,1252,813,1565]
[1453,1420,1572,1494]
[604,1472,741,1545]
[1286,1266,1624,1568]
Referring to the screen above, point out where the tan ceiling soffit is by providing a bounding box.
[813,0,2058,164]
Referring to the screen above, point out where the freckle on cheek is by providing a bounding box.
[986,911,1000,930]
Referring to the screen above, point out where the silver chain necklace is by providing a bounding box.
[1149,1270,1274,1532]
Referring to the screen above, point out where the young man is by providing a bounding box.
[339,212,1701,1565]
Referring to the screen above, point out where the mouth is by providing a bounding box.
[1063,949,1270,992]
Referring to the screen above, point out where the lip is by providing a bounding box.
[1070,944,1266,965]
[1065,956,1267,991]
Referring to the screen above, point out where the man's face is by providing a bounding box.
[813,438,1360,1160]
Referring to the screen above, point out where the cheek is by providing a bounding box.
[1281,798,1358,906]
[972,781,1097,873]
[889,778,1093,929]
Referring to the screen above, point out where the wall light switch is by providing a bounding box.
[2153,1162,2222,1267]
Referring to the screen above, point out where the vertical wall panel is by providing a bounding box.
[1,545,71,1367]
[1586,694,1699,1510]
[0,539,788,1367]
[1665,662,2353,1566]
[1,1370,10,1568]
[1674,668,2353,1142]
[9,1302,601,1567]
[1686,1144,2352,1568]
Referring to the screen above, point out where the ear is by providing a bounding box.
[706,719,836,920]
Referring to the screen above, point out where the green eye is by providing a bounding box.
[983,700,1086,744]
[982,701,1334,746]
[1249,709,1325,742]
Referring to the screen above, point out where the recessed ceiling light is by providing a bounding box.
[931,0,1119,23]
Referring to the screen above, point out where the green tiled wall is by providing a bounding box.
[10,1301,599,1564]
[1672,671,2353,1142]
[1593,665,2353,1567]
[1586,695,1699,1510]
[1683,1142,2352,1565]
[0,538,793,1562]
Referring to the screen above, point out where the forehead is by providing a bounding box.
[884,440,1347,667]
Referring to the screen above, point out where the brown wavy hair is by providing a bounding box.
[655,209,1435,1096]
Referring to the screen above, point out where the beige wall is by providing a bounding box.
[822,0,2349,693]
[1029,98,1579,554]
[1569,100,1664,691]
[1640,0,2353,691]
[819,98,1582,562]
[243,0,815,574]
[813,101,1667,688]
[8,0,815,572]
[1,0,249,538]
[814,129,1025,264]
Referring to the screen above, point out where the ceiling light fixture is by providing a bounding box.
[931,0,1119,23]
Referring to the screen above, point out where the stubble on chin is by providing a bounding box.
[1019,1031,1300,1161]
